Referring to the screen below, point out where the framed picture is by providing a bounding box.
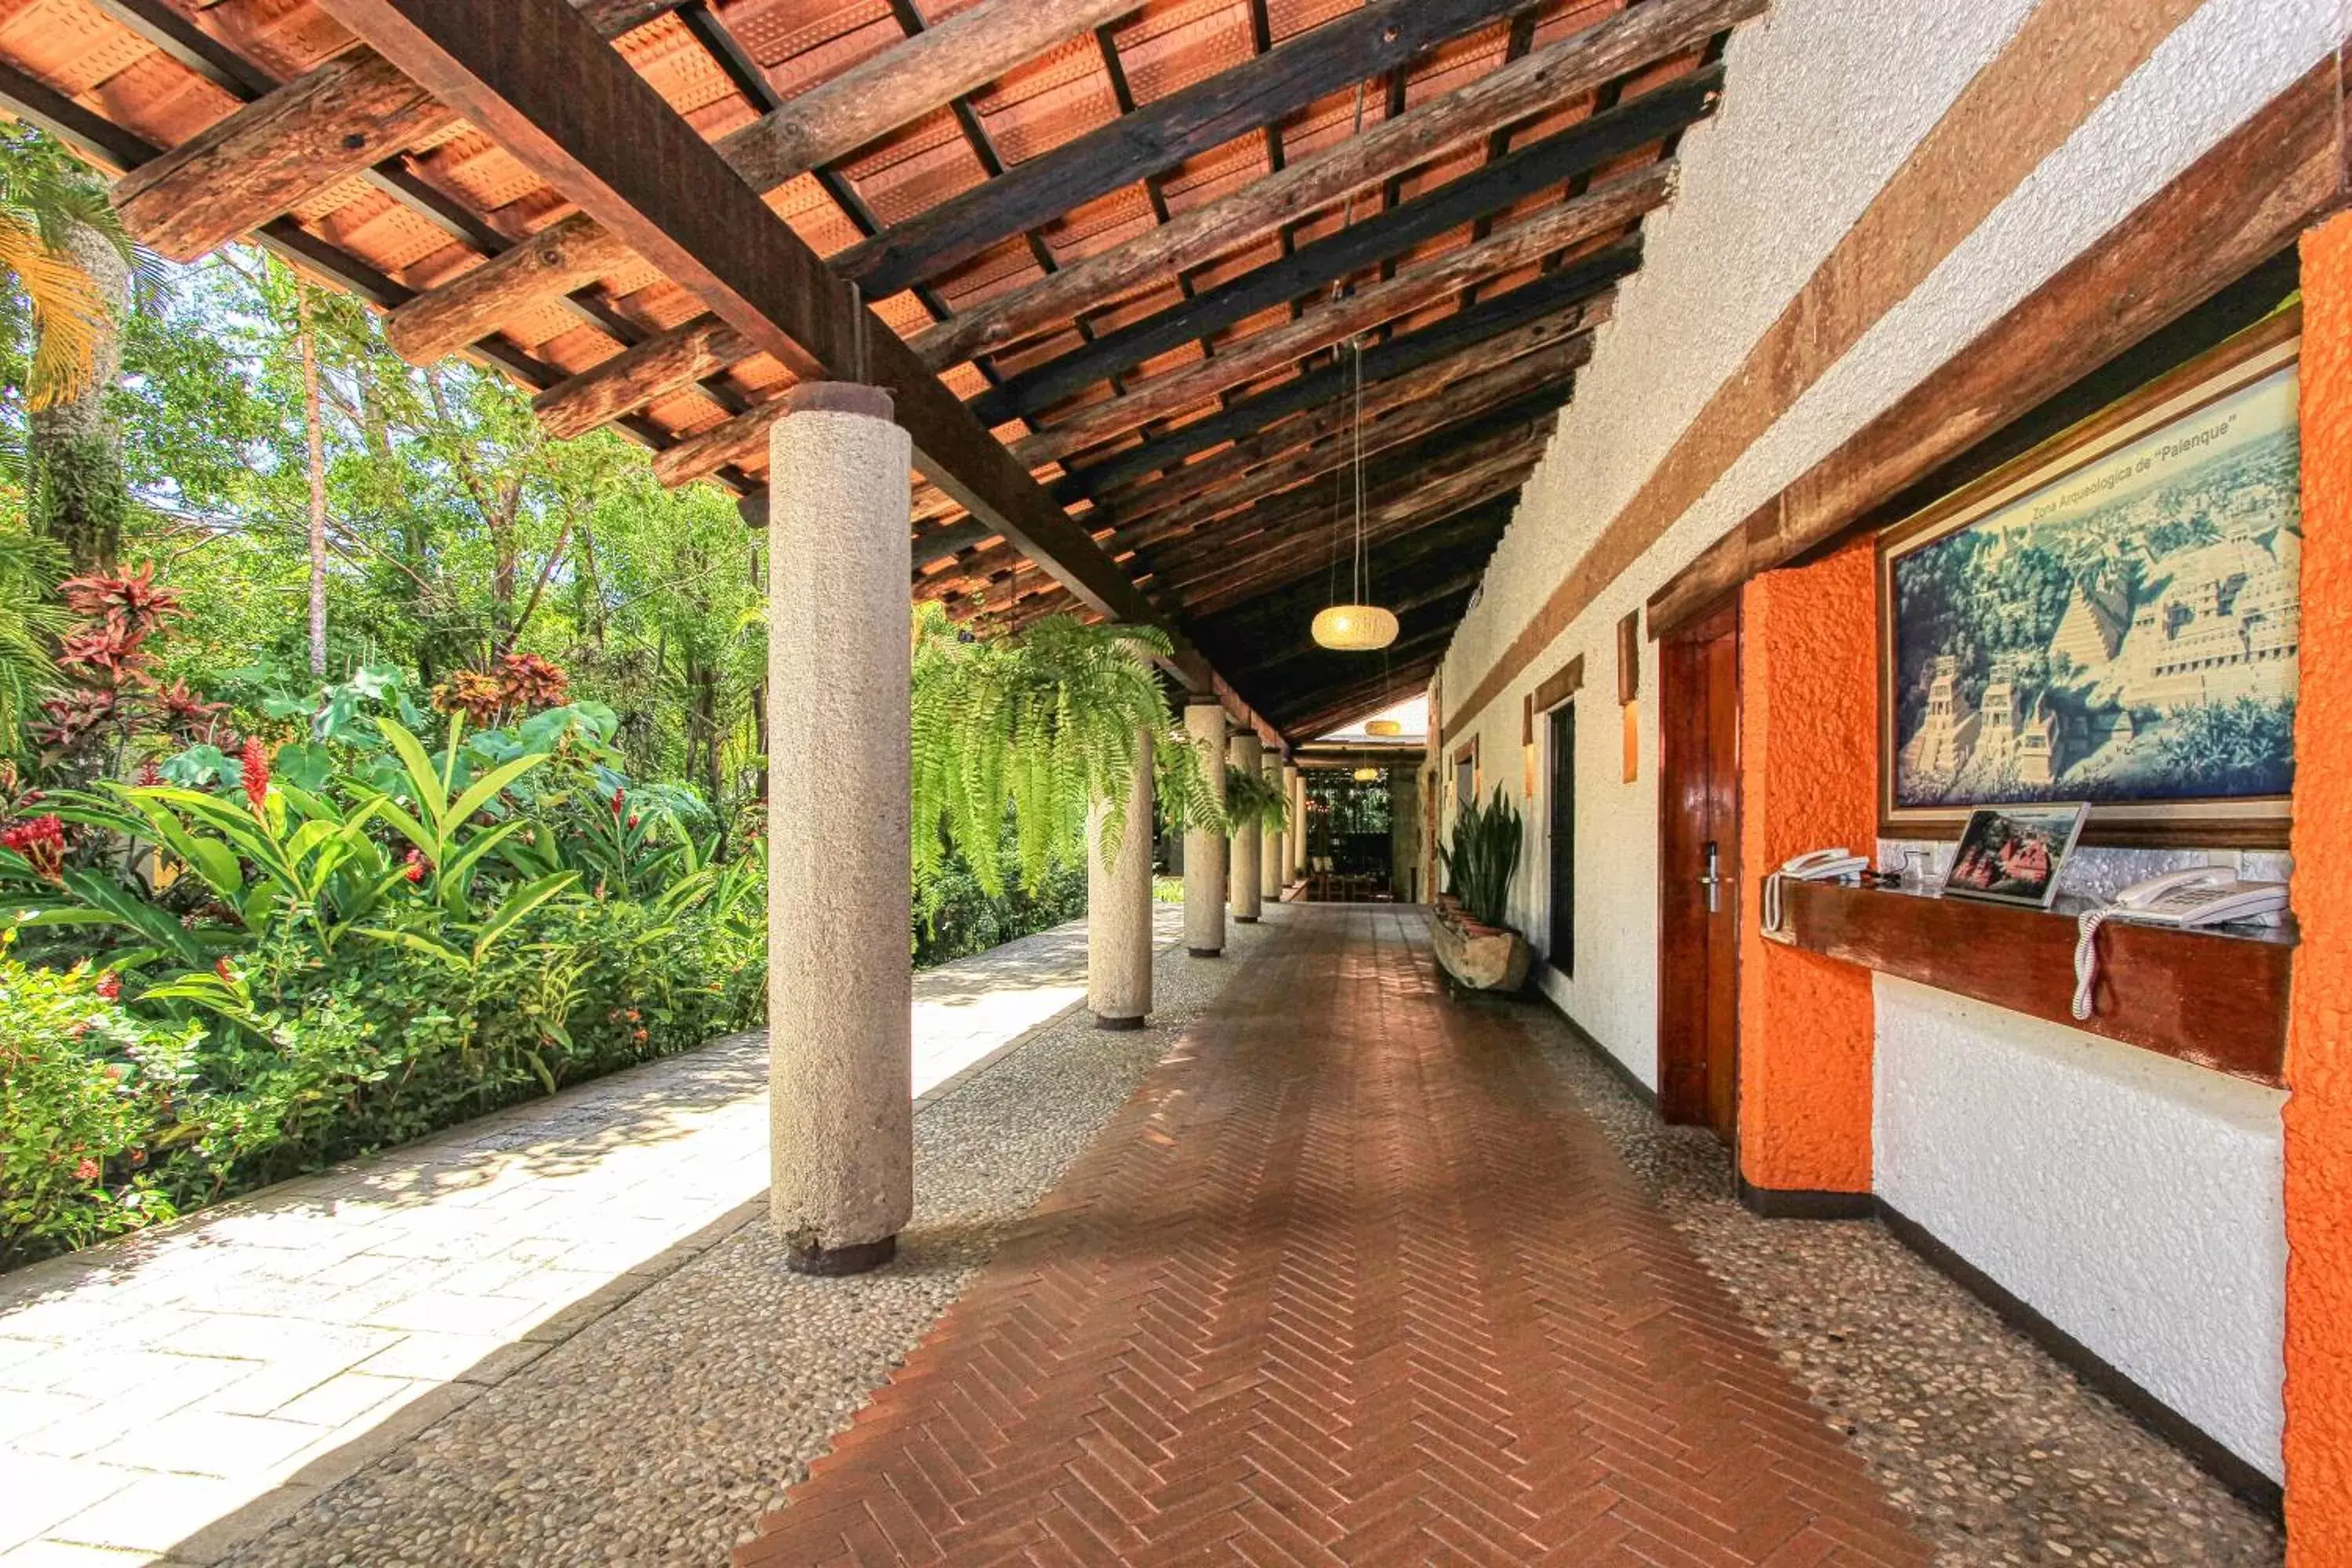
[1940,803,2088,909]
[1878,310,2300,846]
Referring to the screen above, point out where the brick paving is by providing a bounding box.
[739,905,1935,1567]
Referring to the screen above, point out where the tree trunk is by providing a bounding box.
[29,222,130,575]
[297,279,330,677]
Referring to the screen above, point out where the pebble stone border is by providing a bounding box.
[210,918,1274,1568]
[1518,999,2285,1568]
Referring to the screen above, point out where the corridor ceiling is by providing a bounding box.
[0,0,1755,741]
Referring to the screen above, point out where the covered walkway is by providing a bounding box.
[738,906,1932,1566]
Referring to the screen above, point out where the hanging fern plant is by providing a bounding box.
[910,603,1221,898]
[1221,764,1290,834]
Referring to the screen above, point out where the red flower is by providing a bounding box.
[95,971,121,1003]
[240,737,270,815]
[404,848,427,884]
[74,1158,99,1182]
[134,760,164,788]
[626,813,640,829]
[608,788,626,817]
[213,957,237,985]
[2,815,66,882]
[129,1149,147,1168]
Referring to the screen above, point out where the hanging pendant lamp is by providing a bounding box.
[1353,766,1381,782]
[1311,336,1398,652]
[1363,718,1404,738]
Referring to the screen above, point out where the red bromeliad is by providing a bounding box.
[239,737,270,815]
[1,815,67,882]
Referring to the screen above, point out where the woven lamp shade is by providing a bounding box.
[1311,604,1399,652]
[1363,718,1403,737]
[1353,766,1381,782]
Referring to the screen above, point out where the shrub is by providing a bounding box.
[0,935,200,1268]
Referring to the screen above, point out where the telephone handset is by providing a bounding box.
[1781,848,1868,882]
[2106,866,2288,927]
[2071,866,2289,1018]
[1762,848,1868,941]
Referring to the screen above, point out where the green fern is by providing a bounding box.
[1221,764,1290,835]
[910,604,1221,899]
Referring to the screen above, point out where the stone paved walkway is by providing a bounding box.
[0,906,1181,1566]
[738,904,1934,1567]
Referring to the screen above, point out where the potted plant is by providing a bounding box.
[1431,786,1529,990]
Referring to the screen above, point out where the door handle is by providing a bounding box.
[1698,840,1724,914]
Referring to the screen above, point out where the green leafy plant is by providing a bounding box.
[909,604,1219,900]
[1443,787,1522,930]
[1221,764,1290,835]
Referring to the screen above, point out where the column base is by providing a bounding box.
[1094,1012,1147,1031]
[1188,946,1222,959]
[786,1235,898,1276]
[1235,915,1259,924]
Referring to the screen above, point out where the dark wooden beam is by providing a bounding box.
[1269,652,1446,737]
[314,0,1212,689]
[830,0,1531,298]
[368,0,1143,364]
[534,314,756,439]
[1085,307,1602,521]
[1013,166,1664,463]
[110,2,681,263]
[971,73,1711,425]
[1073,240,1633,495]
[909,0,1757,372]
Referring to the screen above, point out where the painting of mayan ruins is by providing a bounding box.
[1887,355,2299,818]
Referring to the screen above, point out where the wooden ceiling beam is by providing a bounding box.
[1160,458,1537,612]
[1013,167,1665,465]
[109,0,677,263]
[367,0,1143,365]
[533,314,757,438]
[909,0,1758,373]
[830,0,1530,299]
[971,75,1708,425]
[1084,303,1602,521]
[314,0,1214,690]
[1094,325,1593,535]
[1070,245,1628,496]
[1269,652,1446,736]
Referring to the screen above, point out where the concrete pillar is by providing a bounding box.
[1183,701,1227,956]
[1286,764,1305,877]
[1087,728,1154,1029]
[766,383,912,1276]
[1260,751,1284,902]
[1229,731,1263,923]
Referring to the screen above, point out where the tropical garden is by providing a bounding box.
[0,126,1258,1269]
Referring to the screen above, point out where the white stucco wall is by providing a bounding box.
[1443,0,2340,1468]
[1873,978,2288,1479]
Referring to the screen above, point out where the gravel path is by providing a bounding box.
[222,916,1274,1568]
[1515,996,2284,1568]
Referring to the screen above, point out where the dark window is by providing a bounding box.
[1547,702,1575,975]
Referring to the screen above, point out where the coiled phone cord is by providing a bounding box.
[2071,907,2114,1020]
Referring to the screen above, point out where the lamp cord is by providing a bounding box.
[2071,908,2113,1020]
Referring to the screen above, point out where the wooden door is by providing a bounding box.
[1657,600,1740,1142]
[1546,702,1575,974]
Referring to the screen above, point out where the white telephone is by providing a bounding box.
[1781,848,1868,882]
[2106,866,2288,927]
[2071,866,2290,1019]
[1762,848,1869,942]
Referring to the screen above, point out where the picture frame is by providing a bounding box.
[1878,310,2301,847]
[1939,803,2089,909]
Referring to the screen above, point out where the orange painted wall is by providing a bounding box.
[1737,539,1878,1193]
[2286,211,2352,1566]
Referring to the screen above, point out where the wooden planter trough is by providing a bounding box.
[1430,897,1531,992]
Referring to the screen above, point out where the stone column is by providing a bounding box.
[1229,731,1264,923]
[1087,728,1155,1029]
[1183,701,1227,957]
[1260,751,1284,902]
[766,383,912,1276]
[1286,764,1305,877]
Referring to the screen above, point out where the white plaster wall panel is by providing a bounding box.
[1872,976,2288,1478]
[1448,0,2042,680]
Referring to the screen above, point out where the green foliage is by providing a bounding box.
[910,604,1219,902]
[910,831,1087,970]
[2157,696,2296,793]
[0,933,198,1268]
[1220,764,1290,835]
[1443,787,1523,930]
[0,522,63,754]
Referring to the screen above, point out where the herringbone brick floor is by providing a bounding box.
[736,906,1933,1566]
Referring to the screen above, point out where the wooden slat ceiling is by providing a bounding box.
[0,0,1757,739]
